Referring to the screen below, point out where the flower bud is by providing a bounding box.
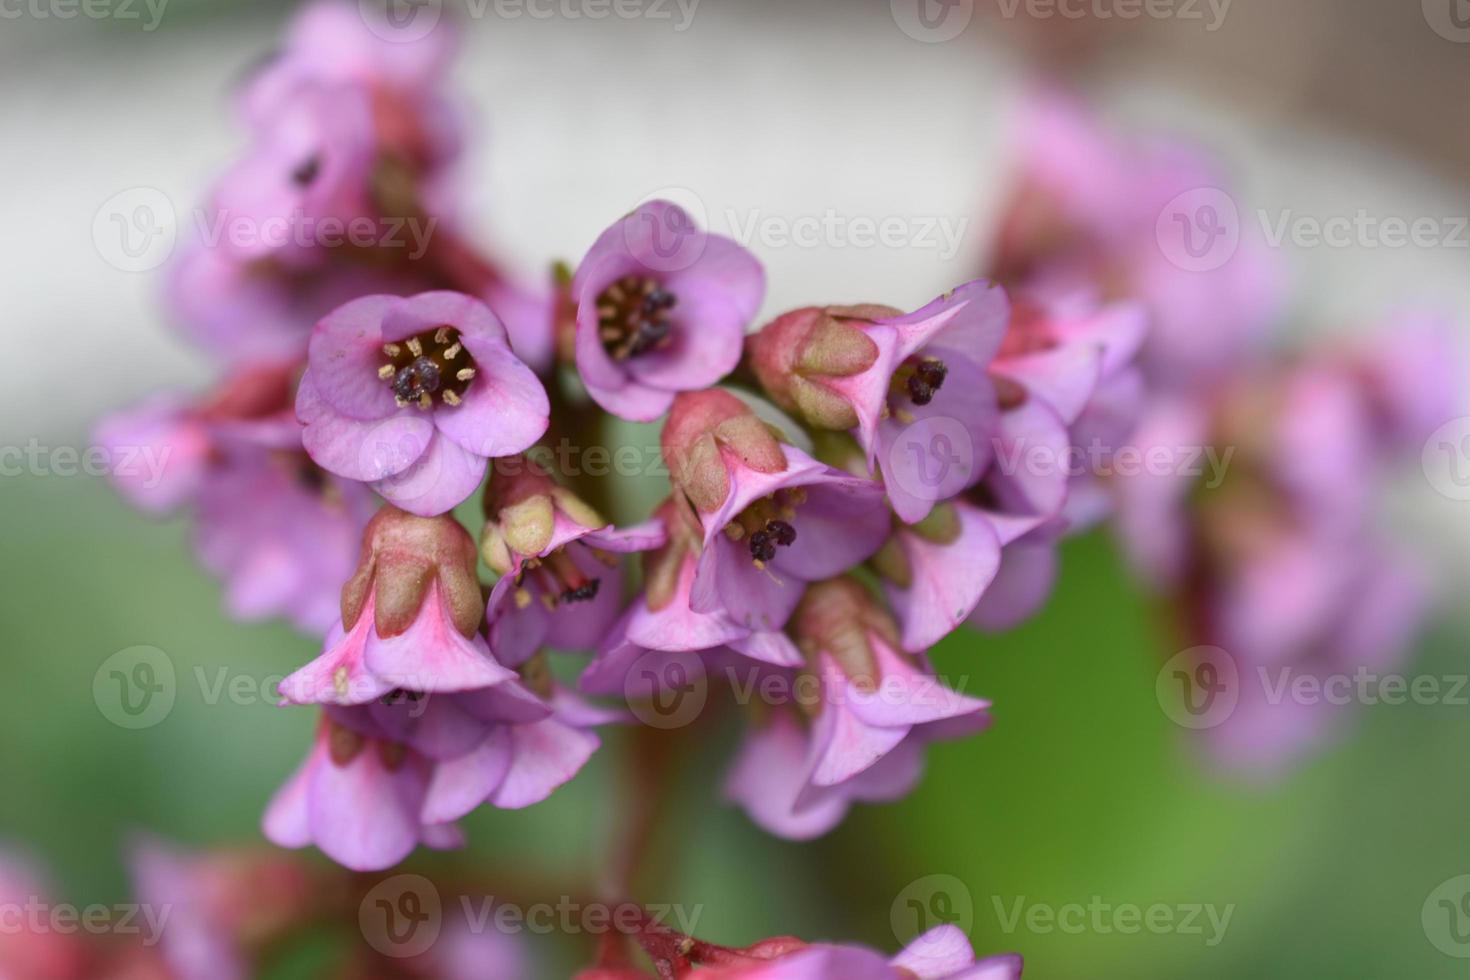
[340,506,482,639]
[746,306,891,430]
[791,577,900,690]
[661,390,787,514]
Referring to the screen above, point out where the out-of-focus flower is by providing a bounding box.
[662,390,888,630]
[0,849,91,980]
[279,506,513,704]
[298,291,549,515]
[657,925,1021,979]
[482,456,667,666]
[572,201,765,421]
[95,363,374,634]
[746,281,1009,524]
[128,837,315,980]
[991,91,1285,392]
[726,579,989,839]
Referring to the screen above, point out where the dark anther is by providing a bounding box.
[748,530,777,563]
[906,359,948,406]
[291,155,321,188]
[767,520,797,547]
[563,579,602,603]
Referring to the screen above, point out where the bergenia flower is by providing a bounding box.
[662,390,889,630]
[129,838,315,980]
[279,506,515,705]
[679,926,1022,979]
[263,707,465,871]
[572,201,765,421]
[746,281,1009,524]
[726,579,989,839]
[481,456,667,666]
[581,498,804,697]
[298,290,549,516]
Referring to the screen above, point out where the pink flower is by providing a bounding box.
[298,290,549,516]
[726,579,989,839]
[96,364,375,634]
[663,391,889,630]
[573,202,765,421]
[682,926,1022,979]
[746,281,1010,524]
[481,456,667,666]
[279,506,515,705]
[0,850,90,980]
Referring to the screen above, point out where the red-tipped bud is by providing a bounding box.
[661,390,787,514]
[340,506,482,639]
[792,577,900,690]
[745,305,895,430]
[480,455,606,574]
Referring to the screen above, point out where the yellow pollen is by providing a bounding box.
[456,368,476,382]
[382,343,402,357]
[442,390,462,406]
[406,337,423,357]
[377,364,395,380]
[333,667,349,699]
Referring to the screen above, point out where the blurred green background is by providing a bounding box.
[7,471,1469,977]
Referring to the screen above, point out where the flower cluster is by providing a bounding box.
[95,2,1458,976]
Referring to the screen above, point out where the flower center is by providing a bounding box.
[378,326,478,410]
[723,489,806,568]
[891,356,948,408]
[513,548,607,612]
[596,275,678,361]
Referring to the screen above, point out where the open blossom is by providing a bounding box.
[746,281,1009,524]
[298,290,549,515]
[279,506,514,704]
[662,390,889,630]
[671,927,1021,979]
[481,456,667,666]
[726,579,989,839]
[95,363,374,634]
[573,201,765,421]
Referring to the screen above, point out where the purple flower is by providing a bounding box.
[726,579,989,839]
[746,282,1010,525]
[680,926,1021,979]
[279,507,515,705]
[572,201,765,421]
[481,457,667,666]
[298,290,549,516]
[662,391,889,631]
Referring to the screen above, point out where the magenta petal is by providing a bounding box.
[262,755,313,849]
[307,295,402,420]
[725,713,849,841]
[421,728,513,824]
[804,658,910,789]
[583,518,668,554]
[584,374,677,423]
[767,478,891,582]
[891,925,977,979]
[622,287,746,391]
[381,291,507,346]
[692,536,804,632]
[544,549,626,654]
[663,231,766,325]
[888,504,1003,652]
[307,744,424,872]
[485,575,552,668]
[279,610,396,705]
[727,630,805,668]
[368,696,493,761]
[847,639,989,728]
[374,431,488,517]
[365,585,517,693]
[93,395,210,514]
[967,535,1059,633]
[882,280,1010,365]
[298,372,433,482]
[435,339,549,458]
[488,717,599,809]
[992,342,1102,426]
[984,397,1071,517]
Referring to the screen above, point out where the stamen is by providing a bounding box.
[442,390,461,406]
[382,343,402,357]
[380,326,478,411]
[596,274,679,361]
[434,327,451,344]
[406,337,423,357]
[456,368,476,382]
[378,364,395,380]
